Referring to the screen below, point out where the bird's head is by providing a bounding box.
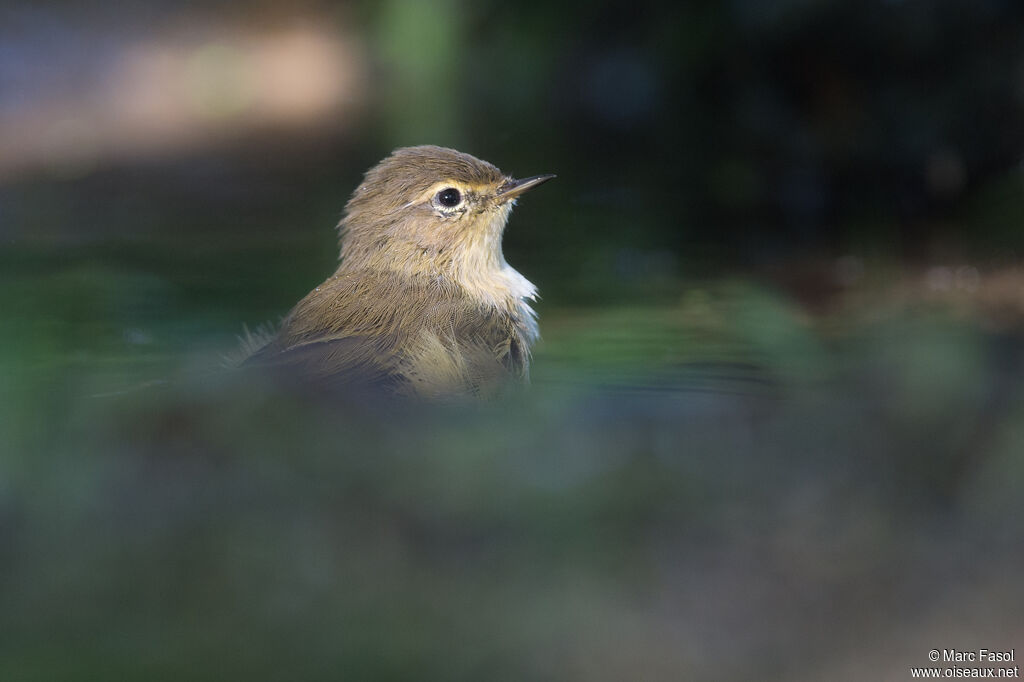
[336,146,554,303]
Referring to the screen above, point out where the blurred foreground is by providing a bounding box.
[3,1,1024,679]
[2,268,1022,681]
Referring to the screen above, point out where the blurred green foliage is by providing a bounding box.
[2,246,1023,679]
[2,0,1024,679]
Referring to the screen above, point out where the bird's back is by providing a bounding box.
[243,269,533,398]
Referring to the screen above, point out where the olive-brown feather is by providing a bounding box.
[241,145,548,398]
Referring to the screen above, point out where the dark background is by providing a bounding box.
[2,1,1023,680]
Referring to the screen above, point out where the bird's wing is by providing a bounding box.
[435,306,531,396]
[243,332,407,393]
[459,305,530,372]
[236,271,531,397]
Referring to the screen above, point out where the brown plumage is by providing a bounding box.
[241,146,554,399]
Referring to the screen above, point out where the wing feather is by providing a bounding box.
[238,270,532,397]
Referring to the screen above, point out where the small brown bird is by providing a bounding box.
[242,145,554,398]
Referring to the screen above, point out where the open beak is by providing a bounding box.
[496,174,556,202]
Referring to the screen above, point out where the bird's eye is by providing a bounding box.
[437,187,462,208]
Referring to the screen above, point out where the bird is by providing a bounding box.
[240,145,554,399]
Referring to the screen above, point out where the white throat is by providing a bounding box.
[447,204,539,336]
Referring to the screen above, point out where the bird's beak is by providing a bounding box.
[496,174,556,202]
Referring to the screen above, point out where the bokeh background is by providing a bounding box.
[2,1,1023,680]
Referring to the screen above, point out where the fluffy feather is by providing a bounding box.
[241,146,546,398]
